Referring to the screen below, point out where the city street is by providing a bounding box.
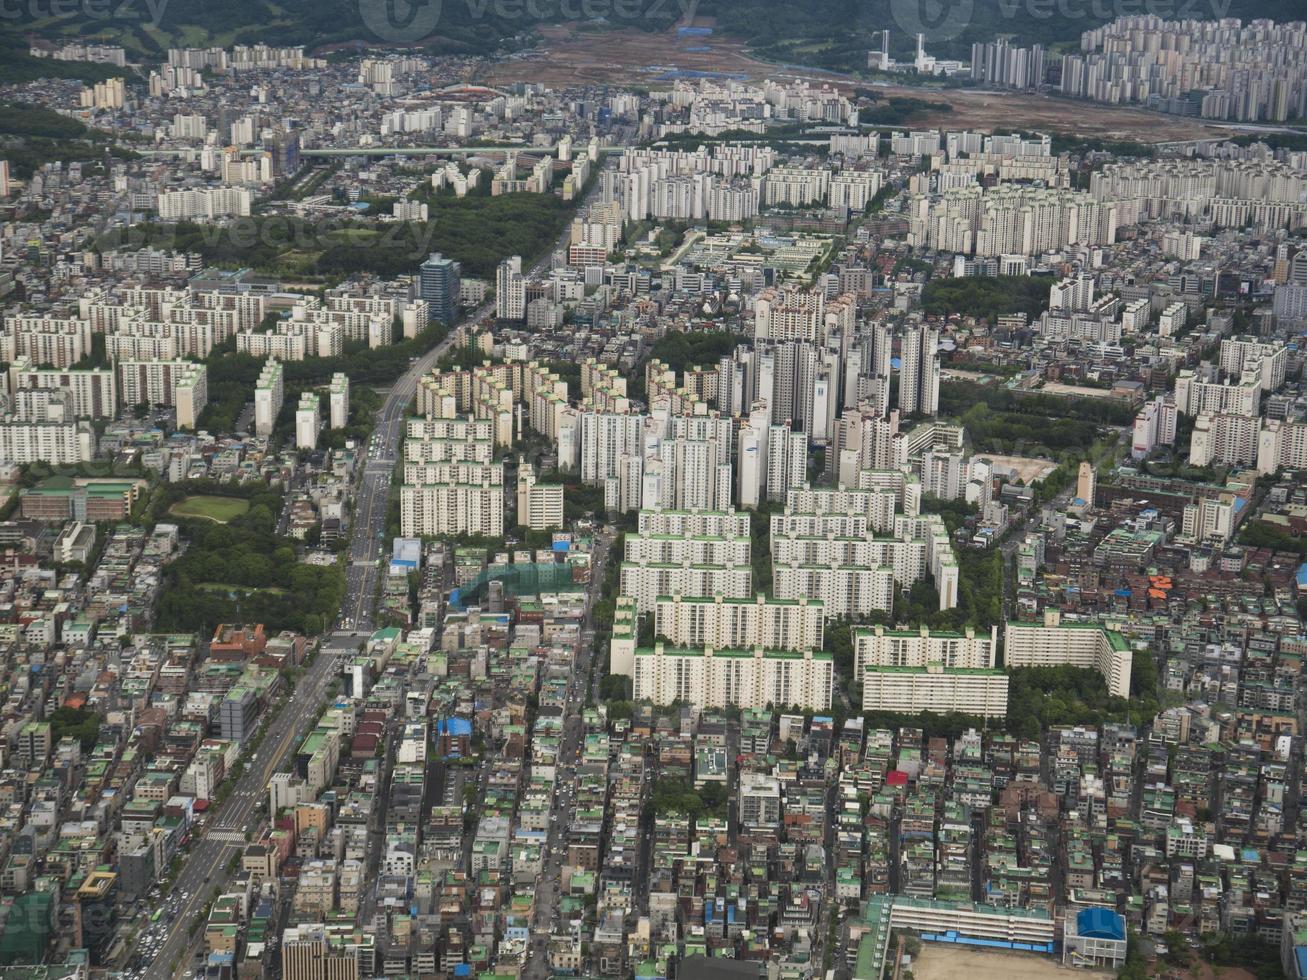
[341,159,614,632]
[522,527,614,980]
[143,643,341,979]
[145,162,614,979]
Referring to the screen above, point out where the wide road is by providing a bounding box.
[342,157,615,632]
[147,158,615,978]
[340,318,471,633]
[144,642,341,979]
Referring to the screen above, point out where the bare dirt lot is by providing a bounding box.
[865,83,1224,143]
[1173,963,1257,980]
[481,23,767,88]
[481,24,1226,143]
[972,454,1059,484]
[1041,382,1124,400]
[910,946,1113,980]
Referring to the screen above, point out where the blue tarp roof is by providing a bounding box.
[1296,947,1307,980]
[1077,907,1125,941]
[439,718,473,737]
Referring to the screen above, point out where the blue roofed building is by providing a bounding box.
[1063,906,1127,970]
[436,717,473,758]
[1281,910,1307,979]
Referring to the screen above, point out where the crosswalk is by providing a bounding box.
[206,830,247,844]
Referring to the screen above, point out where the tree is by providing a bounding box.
[921,275,1052,322]
[49,706,102,750]
[644,330,738,375]
[646,776,728,822]
[153,480,344,635]
[600,674,632,701]
[1161,930,1192,967]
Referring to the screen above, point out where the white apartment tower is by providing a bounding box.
[254,358,284,437]
[766,423,808,502]
[329,373,350,429]
[754,283,824,343]
[898,324,940,416]
[516,457,565,530]
[295,392,321,449]
[495,256,526,320]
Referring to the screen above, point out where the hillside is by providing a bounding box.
[2,0,1301,69]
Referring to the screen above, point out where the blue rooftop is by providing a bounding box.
[439,718,473,737]
[1076,907,1124,941]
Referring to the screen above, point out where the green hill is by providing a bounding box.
[2,0,1301,74]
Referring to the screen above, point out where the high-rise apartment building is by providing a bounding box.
[255,358,284,437]
[418,252,461,325]
[117,360,207,430]
[516,457,564,530]
[295,392,321,450]
[495,256,526,320]
[898,324,940,416]
[328,373,350,429]
[857,624,1007,717]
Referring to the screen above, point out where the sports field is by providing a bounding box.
[167,495,251,523]
[912,947,1113,980]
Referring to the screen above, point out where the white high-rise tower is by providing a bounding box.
[898,324,940,416]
